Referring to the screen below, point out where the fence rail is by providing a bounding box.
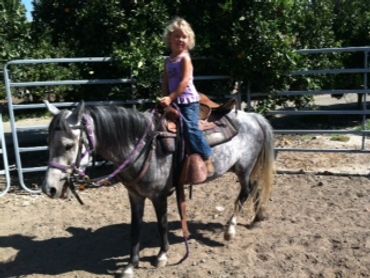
[2,56,232,195]
[247,46,369,153]
[2,49,370,196]
[3,57,140,193]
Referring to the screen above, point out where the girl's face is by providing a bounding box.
[169,28,189,55]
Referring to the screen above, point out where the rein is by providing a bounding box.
[92,116,155,187]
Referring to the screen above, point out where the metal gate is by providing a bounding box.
[0,66,11,197]
[247,46,370,153]
[0,110,11,197]
[3,57,231,195]
[3,57,137,193]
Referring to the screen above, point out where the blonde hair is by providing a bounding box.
[163,17,195,50]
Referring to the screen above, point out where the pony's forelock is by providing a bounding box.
[48,110,74,138]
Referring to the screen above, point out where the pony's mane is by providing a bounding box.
[84,105,149,152]
[48,105,150,156]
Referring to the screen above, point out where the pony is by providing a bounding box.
[42,101,274,278]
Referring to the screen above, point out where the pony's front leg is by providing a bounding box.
[152,194,169,267]
[120,193,145,278]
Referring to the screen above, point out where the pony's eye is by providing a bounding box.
[65,144,74,151]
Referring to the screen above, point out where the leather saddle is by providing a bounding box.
[157,93,239,154]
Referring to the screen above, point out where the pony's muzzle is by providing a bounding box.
[42,180,57,198]
[42,179,68,199]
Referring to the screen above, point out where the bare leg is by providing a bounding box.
[121,193,145,278]
[152,194,169,267]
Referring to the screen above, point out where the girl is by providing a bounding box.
[160,17,214,177]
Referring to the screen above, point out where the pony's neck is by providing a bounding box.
[89,106,150,162]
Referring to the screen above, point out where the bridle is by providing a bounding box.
[48,113,97,204]
[47,111,155,205]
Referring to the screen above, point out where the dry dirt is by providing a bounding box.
[1,135,370,278]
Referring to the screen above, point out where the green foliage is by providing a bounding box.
[0,0,30,60]
[8,41,79,102]
[165,0,339,113]
[32,0,168,100]
[112,1,168,99]
[330,135,350,142]
[0,0,30,99]
[3,0,370,111]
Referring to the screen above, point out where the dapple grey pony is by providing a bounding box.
[42,101,274,278]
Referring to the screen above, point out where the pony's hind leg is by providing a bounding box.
[224,177,252,241]
[251,184,268,223]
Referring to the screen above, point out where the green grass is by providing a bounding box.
[353,119,370,132]
[330,135,350,142]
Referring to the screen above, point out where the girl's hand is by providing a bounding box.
[159,96,172,107]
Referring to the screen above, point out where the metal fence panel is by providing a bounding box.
[4,57,138,193]
[246,46,370,153]
[3,57,233,194]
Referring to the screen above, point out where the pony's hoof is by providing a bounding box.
[224,232,235,241]
[224,218,237,241]
[119,265,135,278]
[224,228,236,241]
[155,253,168,267]
[254,209,268,222]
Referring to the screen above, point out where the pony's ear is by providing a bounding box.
[43,100,60,115]
[70,101,85,124]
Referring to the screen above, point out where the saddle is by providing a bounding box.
[158,93,239,152]
[157,94,239,184]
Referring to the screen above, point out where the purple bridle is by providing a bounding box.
[48,110,155,191]
[48,113,96,181]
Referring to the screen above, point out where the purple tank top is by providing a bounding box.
[166,53,199,104]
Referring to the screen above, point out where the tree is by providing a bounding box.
[0,0,30,98]
[32,0,168,100]
[18,0,358,109]
[0,0,30,61]
[332,0,370,104]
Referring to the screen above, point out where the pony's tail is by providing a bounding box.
[249,114,275,219]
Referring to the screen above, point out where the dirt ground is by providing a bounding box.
[0,133,370,278]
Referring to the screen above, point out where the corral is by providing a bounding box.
[0,134,369,278]
[1,50,370,277]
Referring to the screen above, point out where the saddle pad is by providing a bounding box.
[204,115,239,147]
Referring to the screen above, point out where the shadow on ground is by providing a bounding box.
[0,220,224,277]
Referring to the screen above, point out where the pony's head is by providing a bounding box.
[42,101,93,199]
